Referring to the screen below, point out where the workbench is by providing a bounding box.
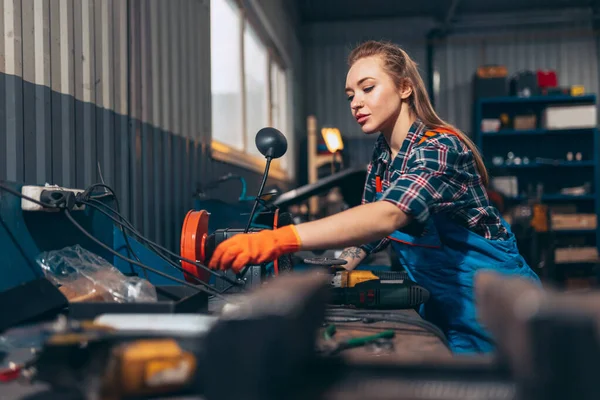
[2,307,451,400]
[318,308,451,361]
[209,287,450,359]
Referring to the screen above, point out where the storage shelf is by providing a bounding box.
[543,194,596,201]
[555,259,600,265]
[553,229,597,235]
[478,94,596,105]
[481,128,596,137]
[508,194,596,201]
[489,161,595,169]
[474,93,600,285]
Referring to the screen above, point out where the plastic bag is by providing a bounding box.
[36,244,157,303]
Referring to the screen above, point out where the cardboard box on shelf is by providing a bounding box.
[551,213,597,230]
[555,246,599,264]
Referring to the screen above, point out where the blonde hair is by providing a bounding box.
[348,40,488,186]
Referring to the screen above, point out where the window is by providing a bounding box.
[243,23,269,158]
[270,62,290,172]
[210,0,243,150]
[210,0,293,179]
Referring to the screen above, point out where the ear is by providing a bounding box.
[399,80,413,99]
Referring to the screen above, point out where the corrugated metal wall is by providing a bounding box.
[1,0,299,254]
[126,0,213,250]
[0,0,212,252]
[435,26,599,133]
[303,12,600,161]
[303,17,435,140]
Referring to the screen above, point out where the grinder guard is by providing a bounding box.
[179,208,295,287]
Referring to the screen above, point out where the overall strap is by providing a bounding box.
[417,127,460,145]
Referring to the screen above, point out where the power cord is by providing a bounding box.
[197,173,253,202]
[78,183,146,278]
[62,209,228,300]
[81,198,240,291]
[0,183,59,209]
[243,158,272,234]
[0,182,230,300]
[80,197,240,288]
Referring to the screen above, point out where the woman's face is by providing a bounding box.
[345,56,402,135]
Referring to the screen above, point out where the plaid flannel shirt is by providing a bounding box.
[359,119,509,255]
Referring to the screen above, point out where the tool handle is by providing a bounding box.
[373,271,409,281]
[323,324,337,340]
[345,330,395,347]
[330,282,429,309]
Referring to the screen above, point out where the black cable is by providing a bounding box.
[244,157,271,233]
[0,183,58,209]
[80,184,237,285]
[82,198,240,287]
[85,198,240,287]
[219,283,237,294]
[235,157,273,284]
[324,309,450,350]
[88,193,114,200]
[86,198,174,262]
[80,183,117,198]
[82,199,230,292]
[78,184,144,278]
[63,209,228,301]
[0,184,226,299]
[0,183,230,299]
[220,196,284,294]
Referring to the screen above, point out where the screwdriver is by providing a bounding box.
[321,324,396,356]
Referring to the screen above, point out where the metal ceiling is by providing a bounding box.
[297,0,597,23]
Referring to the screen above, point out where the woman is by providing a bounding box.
[208,40,540,354]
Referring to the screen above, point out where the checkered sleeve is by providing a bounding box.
[358,161,391,255]
[359,237,391,255]
[380,139,477,224]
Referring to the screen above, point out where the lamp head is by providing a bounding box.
[321,127,344,153]
[255,127,288,159]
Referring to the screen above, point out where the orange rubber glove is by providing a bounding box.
[208,225,302,273]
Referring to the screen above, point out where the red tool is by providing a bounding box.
[0,365,22,382]
[179,208,292,283]
[536,70,558,89]
[180,210,210,283]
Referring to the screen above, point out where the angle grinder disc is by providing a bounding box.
[303,257,348,266]
[180,210,210,283]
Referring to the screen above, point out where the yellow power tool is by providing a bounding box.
[24,324,198,400]
[331,270,410,288]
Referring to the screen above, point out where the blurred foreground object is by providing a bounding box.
[476,270,600,400]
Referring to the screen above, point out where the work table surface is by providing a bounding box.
[318,308,452,362]
[3,308,453,399]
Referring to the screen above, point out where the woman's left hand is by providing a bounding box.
[208,225,302,273]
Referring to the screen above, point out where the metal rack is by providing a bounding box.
[474,94,600,285]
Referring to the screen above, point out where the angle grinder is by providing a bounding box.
[303,257,429,310]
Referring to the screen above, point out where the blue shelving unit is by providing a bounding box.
[473,94,600,274]
[477,94,597,105]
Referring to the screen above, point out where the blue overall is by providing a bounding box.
[376,193,541,354]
